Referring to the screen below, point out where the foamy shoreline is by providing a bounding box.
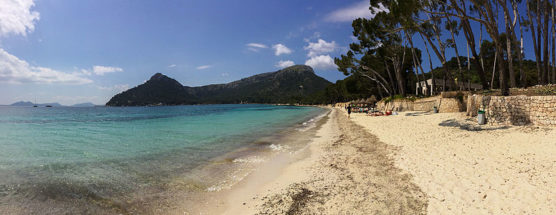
[205,107,555,214]
[181,108,330,214]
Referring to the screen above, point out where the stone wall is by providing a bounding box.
[376,95,464,113]
[467,95,556,126]
[438,98,465,113]
[413,97,437,111]
[376,100,414,112]
[466,94,486,117]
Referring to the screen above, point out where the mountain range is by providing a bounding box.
[106,65,332,106]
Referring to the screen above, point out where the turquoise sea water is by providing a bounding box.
[0,104,325,213]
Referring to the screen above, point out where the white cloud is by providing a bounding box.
[246,43,267,49]
[305,55,337,70]
[80,69,91,76]
[167,64,176,68]
[196,65,212,70]
[304,39,338,57]
[0,48,92,84]
[81,66,123,76]
[275,60,295,68]
[0,0,40,37]
[303,32,322,42]
[91,66,123,76]
[272,44,292,56]
[97,84,129,92]
[246,43,268,52]
[325,1,387,22]
[221,72,229,77]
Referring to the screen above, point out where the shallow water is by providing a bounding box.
[0,104,325,214]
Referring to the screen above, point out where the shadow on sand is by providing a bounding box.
[405,112,433,117]
[439,119,510,131]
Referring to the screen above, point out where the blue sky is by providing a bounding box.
[0,0,540,105]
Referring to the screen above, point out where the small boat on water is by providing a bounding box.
[45,105,52,107]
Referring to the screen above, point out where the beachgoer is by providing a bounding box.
[347,106,351,118]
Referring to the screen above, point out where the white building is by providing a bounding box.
[416,78,483,95]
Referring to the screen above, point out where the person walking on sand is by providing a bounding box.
[347,106,351,118]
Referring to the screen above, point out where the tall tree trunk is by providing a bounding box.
[407,33,423,95]
[406,32,429,95]
[383,60,398,95]
[376,76,385,98]
[496,43,509,95]
[360,65,393,97]
[500,0,517,88]
[359,68,392,97]
[443,70,447,91]
[407,33,429,95]
[453,46,465,91]
[425,12,451,92]
[509,1,526,87]
[468,0,509,95]
[467,43,471,90]
[479,16,486,81]
[392,44,407,97]
[447,19,466,90]
[413,66,421,95]
[450,0,488,89]
[491,52,498,90]
[552,0,556,84]
[419,29,451,92]
[420,33,436,95]
[527,0,543,85]
[519,16,526,87]
[543,0,550,84]
[537,0,544,83]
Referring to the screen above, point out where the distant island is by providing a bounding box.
[10,101,36,106]
[70,102,96,107]
[10,101,63,107]
[106,65,332,106]
[9,101,97,107]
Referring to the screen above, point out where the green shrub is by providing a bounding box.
[381,95,418,104]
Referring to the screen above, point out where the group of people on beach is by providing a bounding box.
[344,104,395,117]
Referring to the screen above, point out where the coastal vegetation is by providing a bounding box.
[332,0,556,103]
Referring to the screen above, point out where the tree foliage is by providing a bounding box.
[335,0,555,100]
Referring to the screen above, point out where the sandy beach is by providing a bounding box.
[217,108,427,214]
[349,110,556,214]
[214,108,555,214]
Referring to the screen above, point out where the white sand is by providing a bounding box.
[350,110,556,214]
